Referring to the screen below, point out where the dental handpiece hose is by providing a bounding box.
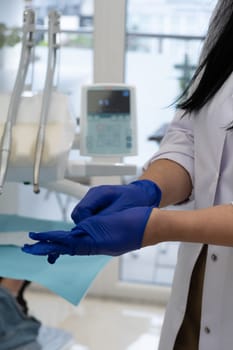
[33,11,60,194]
[0,122,12,195]
[0,9,35,194]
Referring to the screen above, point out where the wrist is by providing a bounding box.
[142,208,162,247]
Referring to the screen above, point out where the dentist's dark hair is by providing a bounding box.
[177,0,233,113]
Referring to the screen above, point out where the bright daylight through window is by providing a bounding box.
[0,0,94,121]
[120,0,218,287]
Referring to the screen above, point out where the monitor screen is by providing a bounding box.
[87,89,130,115]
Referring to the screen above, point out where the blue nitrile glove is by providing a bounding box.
[22,206,153,263]
[71,179,161,224]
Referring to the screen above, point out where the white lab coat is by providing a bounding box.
[150,72,233,350]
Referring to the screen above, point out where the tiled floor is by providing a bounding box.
[26,287,165,350]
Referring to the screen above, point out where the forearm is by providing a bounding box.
[140,159,192,207]
[143,204,233,247]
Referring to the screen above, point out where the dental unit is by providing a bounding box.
[0,9,137,201]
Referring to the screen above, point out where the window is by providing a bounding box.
[120,0,217,289]
[0,0,94,120]
[32,0,94,119]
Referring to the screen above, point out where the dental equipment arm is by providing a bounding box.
[33,11,60,194]
[0,9,35,194]
[44,179,89,199]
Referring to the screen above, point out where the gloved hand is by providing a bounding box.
[71,179,161,224]
[22,206,153,263]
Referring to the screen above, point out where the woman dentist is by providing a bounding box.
[23,0,233,349]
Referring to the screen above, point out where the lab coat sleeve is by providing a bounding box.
[144,109,195,185]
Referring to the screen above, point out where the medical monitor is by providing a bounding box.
[80,84,137,157]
